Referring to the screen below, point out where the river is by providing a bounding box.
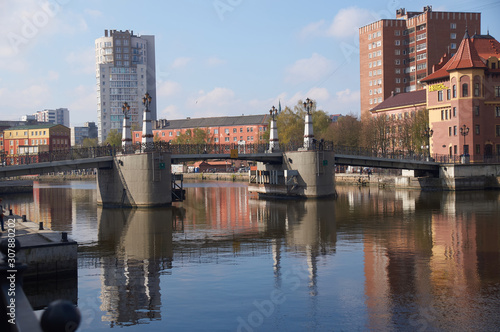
[6,181,500,331]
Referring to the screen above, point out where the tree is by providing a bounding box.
[82,138,98,148]
[104,129,122,147]
[323,114,362,147]
[171,128,209,145]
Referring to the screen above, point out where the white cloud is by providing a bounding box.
[157,81,182,97]
[47,70,59,81]
[187,87,240,117]
[65,48,95,74]
[171,57,192,69]
[285,53,334,85]
[158,105,178,119]
[327,7,375,39]
[206,56,226,67]
[299,20,326,40]
[84,9,103,18]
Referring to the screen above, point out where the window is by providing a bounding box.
[497,125,500,137]
[451,43,457,50]
[225,128,229,134]
[453,85,457,98]
[438,90,443,101]
[395,30,400,36]
[396,78,401,83]
[162,132,165,137]
[447,89,451,100]
[441,110,444,120]
[225,137,229,142]
[474,83,480,97]
[454,145,458,154]
[476,144,481,154]
[495,86,500,97]
[475,125,480,135]
[451,33,457,39]
[169,131,173,136]
[451,23,456,29]
[395,59,400,65]
[462,83,469,97]
[449,127,452,136]
[453,107,457,117]
[454,126,457,136]
[233,128,237,133]
[474,106,480,116]
[214,129,219,134]
[395,40,400,45]
[496,106,500,117]
[395,68,401,74]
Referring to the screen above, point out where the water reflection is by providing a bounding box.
[6,182,500,330]
[97,208,173,327]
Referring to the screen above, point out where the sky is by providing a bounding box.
[0,0,499,127]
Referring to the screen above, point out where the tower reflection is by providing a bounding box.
[97,208,173,326]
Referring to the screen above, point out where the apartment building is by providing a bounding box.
[96,29,156,143]
[359,6,480,119]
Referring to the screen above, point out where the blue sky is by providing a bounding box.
[1,0,499,126]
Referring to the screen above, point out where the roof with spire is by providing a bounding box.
[421,30,500,83]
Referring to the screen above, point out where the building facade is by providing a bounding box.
[369,31,500,161]
[29,108,70,127]
[132,114,269,146]
[71,122,98,146]
[359,6,480,119]
[2,124,70,159]
[422,31,500,160]
[95,29,156,143]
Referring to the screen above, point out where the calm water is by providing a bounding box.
[7,181,500,331]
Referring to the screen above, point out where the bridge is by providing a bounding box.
[0,142,441,179]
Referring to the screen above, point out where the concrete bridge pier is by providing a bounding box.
[251,150,336,198]
[97,152,172,207]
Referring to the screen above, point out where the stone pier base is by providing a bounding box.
[97,152,172,207]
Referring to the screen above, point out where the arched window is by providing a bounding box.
[452,84,457,98]
[462,83,469,97]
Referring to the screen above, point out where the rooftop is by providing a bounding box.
[155,114,270,130]
[370,90,426,113]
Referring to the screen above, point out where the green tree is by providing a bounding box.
[171,128,209,144]
[82,138,98,148]
[104,129,122,147]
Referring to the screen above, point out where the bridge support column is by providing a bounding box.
[252,150,336,198]
[97,152,171,207]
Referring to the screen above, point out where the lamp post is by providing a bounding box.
[302,98,314,150]
[459,124,469,163]
[121,102,132,151]
[141,92,154,146]
[423,126,433,161]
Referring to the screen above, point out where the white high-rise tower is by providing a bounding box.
[95,29,156,143]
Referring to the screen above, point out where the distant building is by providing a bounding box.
[71,122,98,146]
[369,31,500,160]
[2,124,70,158]
[95,29,156,143]
[330,114,343,123]
[132,114,270,146]
[359,6,480,119]
[30,108,70,127]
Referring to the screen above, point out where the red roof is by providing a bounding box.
[421,32,498,83]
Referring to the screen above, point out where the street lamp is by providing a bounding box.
[121,102,132,150]
[459,124,469,155]
[302,98,314,150]
[423,126,433,160]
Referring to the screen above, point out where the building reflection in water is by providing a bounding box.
[97,208,173,327]
[348,186,500,331]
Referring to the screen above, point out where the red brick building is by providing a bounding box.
[132,114,269,146]
[422,31,500,159]
[370,31,500,161]
[359,6,480,119]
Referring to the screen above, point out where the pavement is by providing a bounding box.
[1,214,70,247]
